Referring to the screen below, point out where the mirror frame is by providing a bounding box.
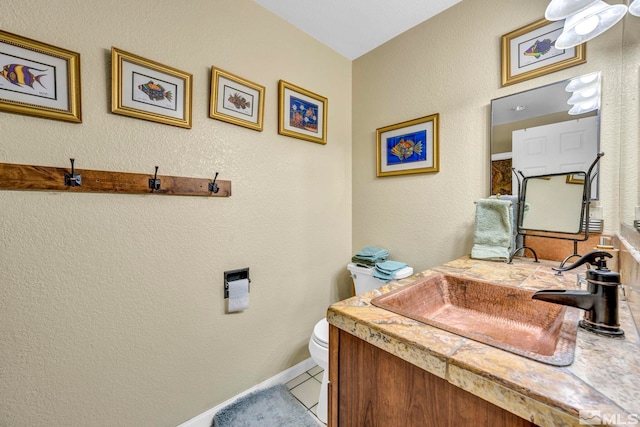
[518,171,588,237]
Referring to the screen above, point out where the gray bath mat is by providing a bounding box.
[212,383,320,427]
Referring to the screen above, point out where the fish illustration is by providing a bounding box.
[305,107,315,118]
[227,92,250,109]
[390,138,423,161]
[290,111,304,128]
[1,64,47,89]
[138,81,172,102]
[524,39,555,59]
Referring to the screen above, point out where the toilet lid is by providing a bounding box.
[313,319,329,347]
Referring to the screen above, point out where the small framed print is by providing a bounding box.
[0,30,81,123]
[501,18,586,87]
[278,80,327,144]
[111,47,192,129]
[377,113,440,177]
[210,67,265,131]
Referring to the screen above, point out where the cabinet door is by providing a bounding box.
[331,328,536,427]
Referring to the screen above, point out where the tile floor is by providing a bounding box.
[286,364,326,426]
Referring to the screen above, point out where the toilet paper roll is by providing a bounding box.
[227,278,249,313]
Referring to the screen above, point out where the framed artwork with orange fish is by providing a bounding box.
[278,80,327,144]
[210,67,265,132]
[111,47,192,129]
[0,30,81,123]
[376,113,440,177]
[501,18,586,87]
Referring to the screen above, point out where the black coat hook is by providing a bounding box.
[64,158,82,187]
[209,172,219,194]
[149,166,160,191]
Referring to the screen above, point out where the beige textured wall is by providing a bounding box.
[353,0,625,273]
[621,12,640,227]
[0,1,352,426]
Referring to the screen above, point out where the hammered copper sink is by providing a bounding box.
[370,273,580,366]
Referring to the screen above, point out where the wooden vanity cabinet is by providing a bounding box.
[327,325,536,427]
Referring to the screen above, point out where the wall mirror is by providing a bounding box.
[490,73,601,201]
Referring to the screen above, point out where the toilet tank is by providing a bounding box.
[347,263,413,295]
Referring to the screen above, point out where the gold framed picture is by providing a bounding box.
[278,80,327,144]
[111,47,192,129]
[210,67,265,131]
[0,30,81,123]
[501,18,586,87]
[376,113,440,177]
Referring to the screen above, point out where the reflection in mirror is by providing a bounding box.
[519,172,587,234]
[490,73,601,200]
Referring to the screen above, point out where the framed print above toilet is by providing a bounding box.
[376,113,440,177]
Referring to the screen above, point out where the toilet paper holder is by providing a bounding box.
[223,267,250,298]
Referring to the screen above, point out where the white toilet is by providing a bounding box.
[308,262,413,423]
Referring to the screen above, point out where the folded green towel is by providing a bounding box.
[375,260,408,273]
[351,257,376,267]
[355,246,389,260]
[471,199,513,261]
[373,260,408,282]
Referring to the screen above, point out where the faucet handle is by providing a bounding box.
[553,250,612,272]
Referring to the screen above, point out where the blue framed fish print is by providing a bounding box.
[210,67,265,132]
[278,80,327,144]
[0,30,81,123]
[501,18,586,87]
[111,47,192,129]
[377,114,439,177]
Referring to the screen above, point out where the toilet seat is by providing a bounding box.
[308,318,330,423]
[312,318,329,348]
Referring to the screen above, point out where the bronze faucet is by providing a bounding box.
[532,251,624,338]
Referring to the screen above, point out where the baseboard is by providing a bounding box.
[176,357,317,427]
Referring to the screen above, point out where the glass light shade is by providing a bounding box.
[565,71,601,92]
[545,0,600,20]
[567,87,600,104]
[568,98,600,114]
[630,0,640,16]
[555,1,628,49]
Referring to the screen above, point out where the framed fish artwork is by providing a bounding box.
[0,30,81,123]
[376,114,440,177]
[210,67,265,132]
[501,18,586,87]
[278,80,327,144]
[111,47,192,129]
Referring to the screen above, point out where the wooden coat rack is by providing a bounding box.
[0,161,231,197]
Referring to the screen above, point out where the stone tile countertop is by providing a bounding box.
[327,256,640,427]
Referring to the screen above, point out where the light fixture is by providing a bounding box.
[568,98,600,115]
[567,86,600,104]
[565,71,601,92]
[511,105,527,112]
[630,0,640,16]
[545,0,627,49]
[545,0,599,20]
[565,71,601,115]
